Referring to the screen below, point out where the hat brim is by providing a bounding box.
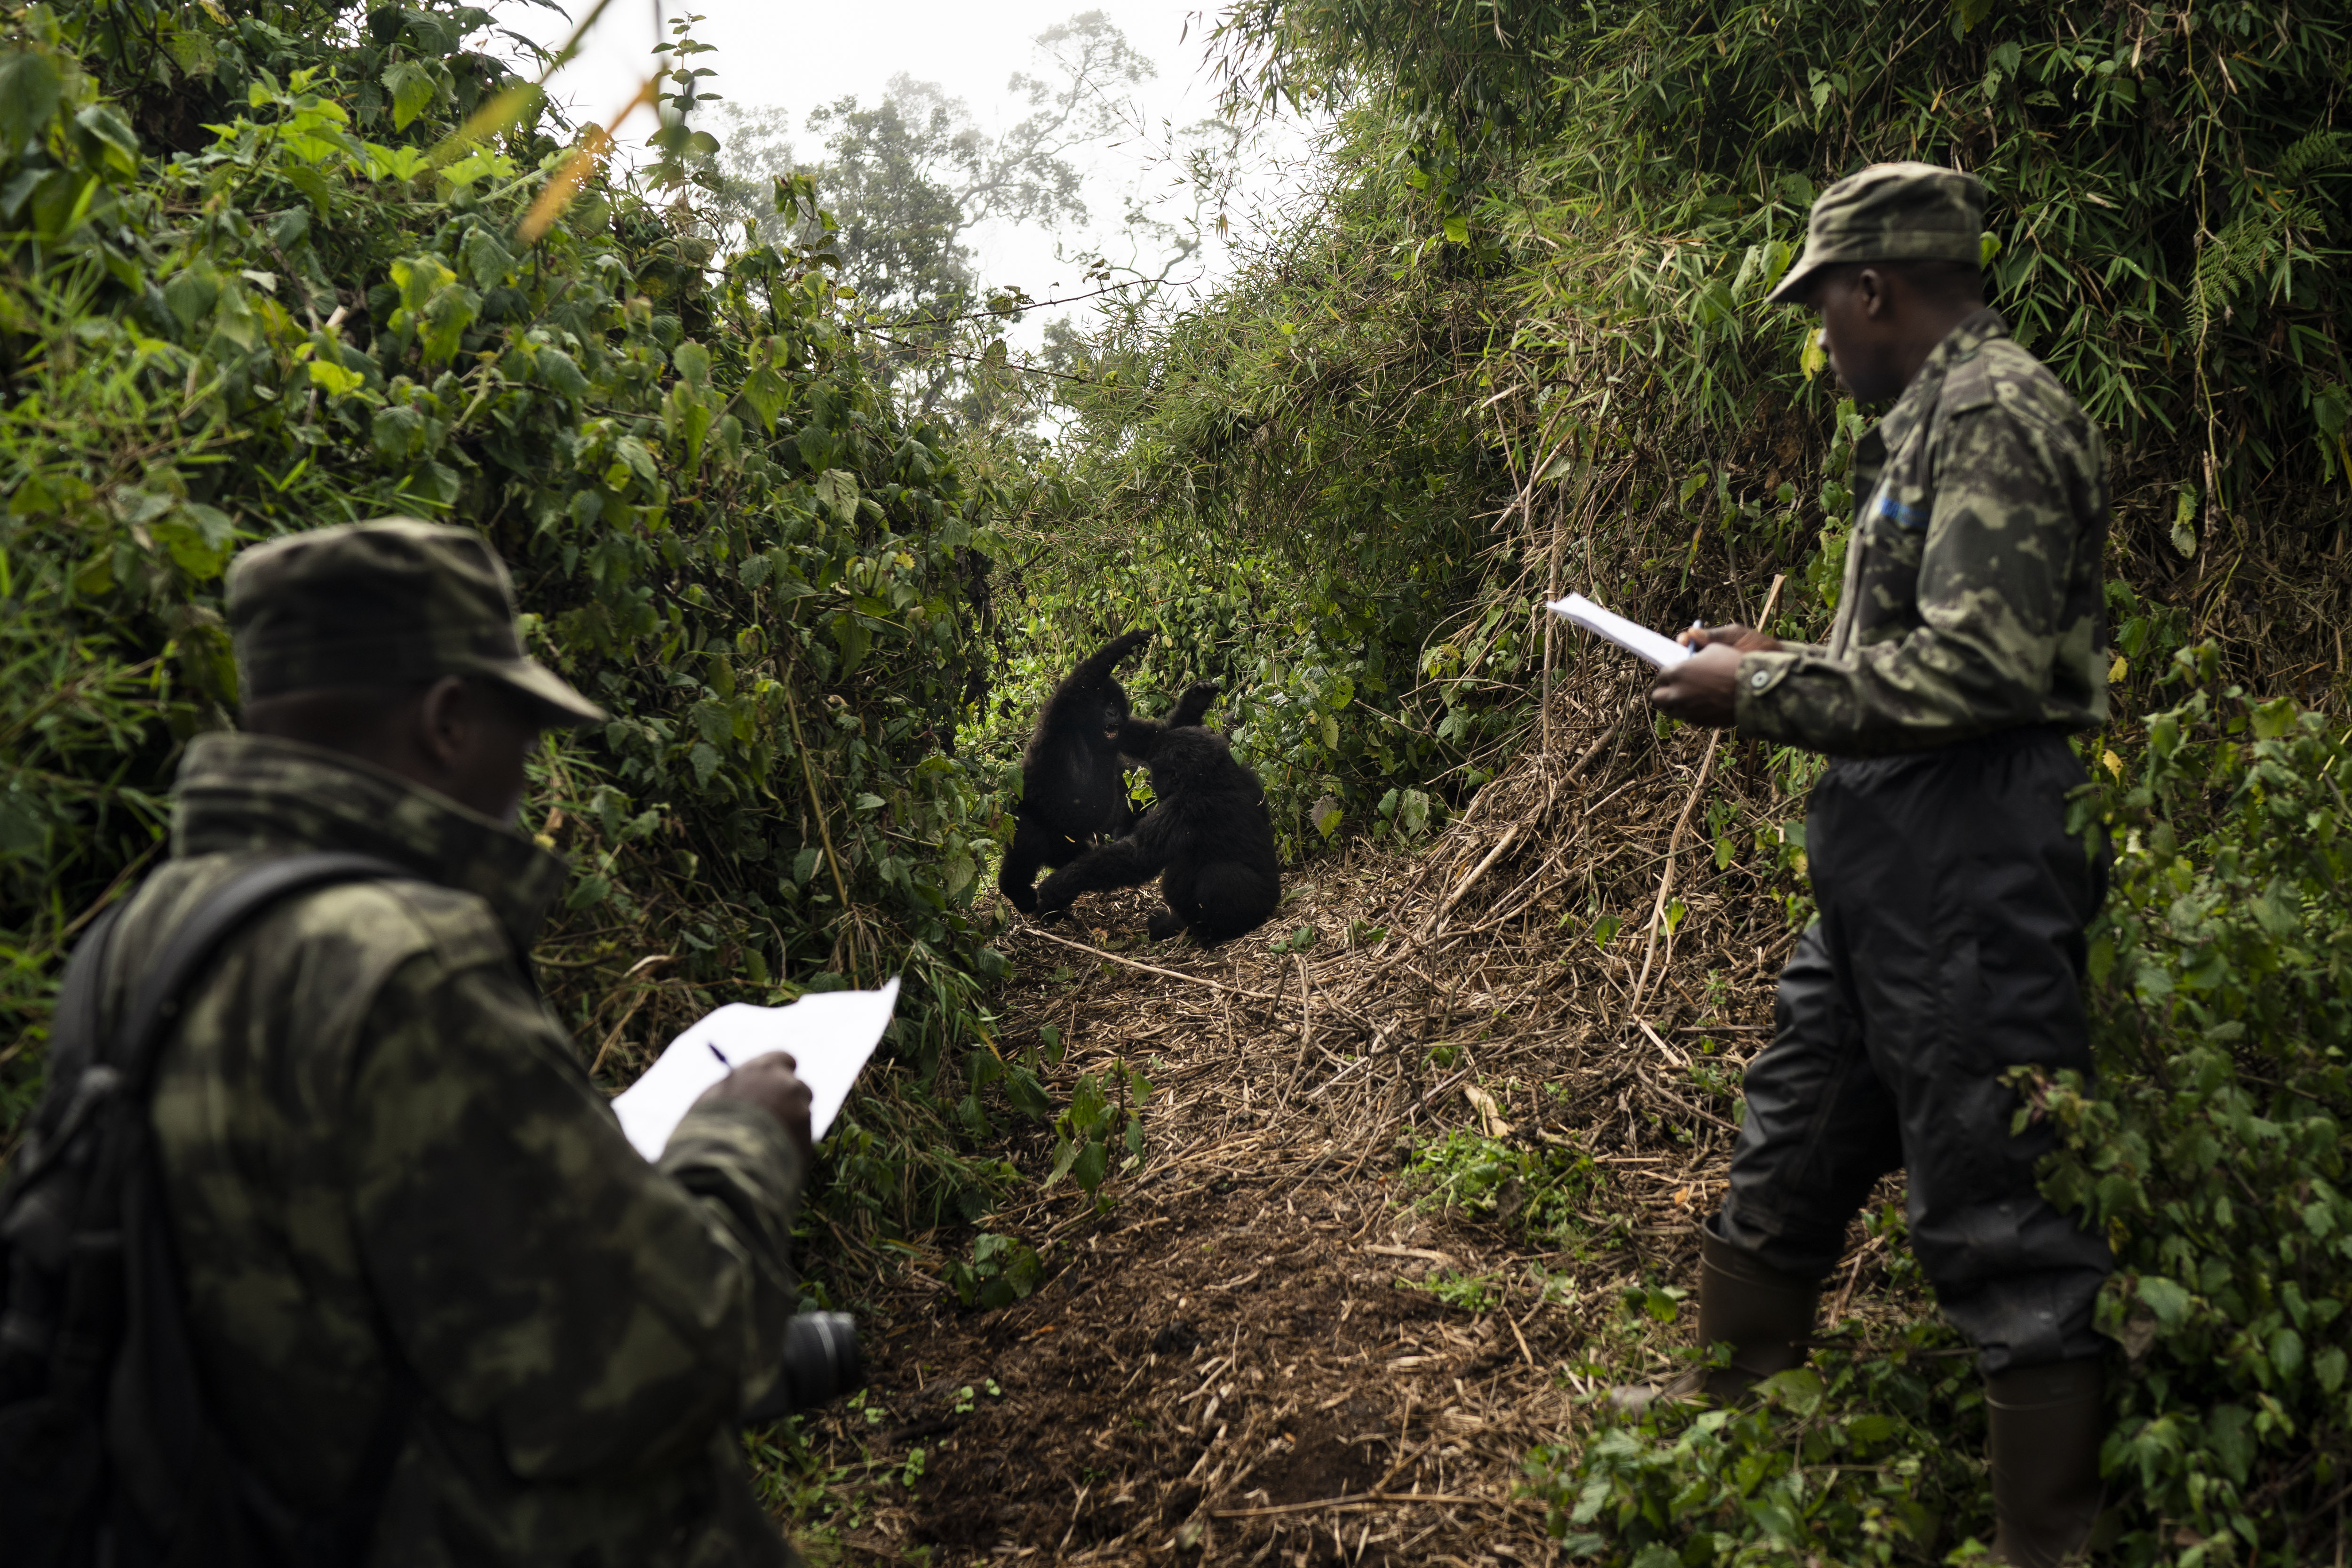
[1766,256,1831,305]
[475,657,607,727]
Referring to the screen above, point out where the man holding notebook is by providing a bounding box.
[1646,164,2113,1568]
[90,521,814,1563]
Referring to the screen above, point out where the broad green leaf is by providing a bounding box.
[384,61,436,130]
[285,163,334,218]
[1757,1366,1825,1416]
[365,142,430,182]
[72,103,140,176]
[815,468,859,520]
[2137,1274,2192,1329]
[437,147,513,192]
[0,52,63,154]
[307,358,365,397]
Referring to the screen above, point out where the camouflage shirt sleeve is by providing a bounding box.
[1733,394,2100,754]
[348,952,804,1481]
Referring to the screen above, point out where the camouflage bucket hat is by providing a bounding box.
[227,518,605,725]
[1767,161,1988,304]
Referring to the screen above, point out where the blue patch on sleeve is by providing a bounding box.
[1875,493,1927,528]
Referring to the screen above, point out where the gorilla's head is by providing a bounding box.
[1097,688,1132,748]
[1144,727,1230,796]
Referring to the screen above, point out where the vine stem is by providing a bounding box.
[782,676,862,987]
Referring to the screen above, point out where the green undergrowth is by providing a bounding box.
[1401,1125,1606,1251]
[1527,656,2352,1566]
[0,1,1061,1239]
[1533,1322,1994,1568]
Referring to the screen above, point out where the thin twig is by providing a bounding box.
[1008,923,1287,1002]
[1629,574,1785,1016]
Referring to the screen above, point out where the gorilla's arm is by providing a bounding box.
[1042,629,1151,721]
[1164,680,1220,729]
[1114,681,1219,758]
[997,813,1077,913]
[1019,629,1151,843]
[1032,833,1172,917]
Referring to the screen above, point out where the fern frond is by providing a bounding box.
[2273,128,2350,184]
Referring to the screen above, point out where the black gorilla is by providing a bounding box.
[997,632,1217,913]
[1032,720,1280,946]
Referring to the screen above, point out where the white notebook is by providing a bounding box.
[610,977,900,1160]
[1544,593,1692,669]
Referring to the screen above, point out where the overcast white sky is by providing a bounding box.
[504,0,1313,312]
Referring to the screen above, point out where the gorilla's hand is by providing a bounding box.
[1166,680,1221,729]
[1104,628,1153,661]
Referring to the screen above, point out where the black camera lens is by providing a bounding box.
[744,1311,865,1423]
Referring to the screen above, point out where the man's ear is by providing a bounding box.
[1855,265,1891,319]
[412,675,474,771]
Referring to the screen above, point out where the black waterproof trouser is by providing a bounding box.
[1714,724,2113,1375]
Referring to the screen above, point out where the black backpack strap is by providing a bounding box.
[4,901,132,1200]
[107,852,413,1089]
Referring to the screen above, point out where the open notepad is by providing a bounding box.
[1544,593,1693,670]
[610,977,900,1161]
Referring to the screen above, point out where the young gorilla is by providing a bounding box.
[997,631,1218,912]
[1032,714,1280,946]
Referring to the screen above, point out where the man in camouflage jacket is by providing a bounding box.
[101,520,810,1564]
[1649,165,2113,1568]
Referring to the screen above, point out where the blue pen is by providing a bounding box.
[708,1042,732,1069]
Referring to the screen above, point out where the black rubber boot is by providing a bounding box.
[1986,1358,2105,1567]
[1615,1226,1819,1409]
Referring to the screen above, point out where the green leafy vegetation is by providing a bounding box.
[1043,1057,1151,1210]
[2041,653,2352,1563]
[1529,1321,1993,1566]
[942,1231,1043,1309]
[1403,1126,1604,1250]
[0,0,1028,1234]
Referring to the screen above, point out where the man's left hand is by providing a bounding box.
[1650,643,1745,728]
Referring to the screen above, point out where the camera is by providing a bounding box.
[743,1311,865,1423]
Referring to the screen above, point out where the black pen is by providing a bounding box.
[708,1042,732,1070]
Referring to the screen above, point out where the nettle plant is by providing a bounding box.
[2033,647,2352,1566]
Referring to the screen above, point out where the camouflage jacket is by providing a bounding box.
[100,732,803,1567]
[1736,308,2110,755]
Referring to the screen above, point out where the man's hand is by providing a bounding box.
[695,1051,814,1162]
[1682,623,1783,655]
[1649,624,1784,729]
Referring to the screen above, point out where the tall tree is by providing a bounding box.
[710,11,1222,426]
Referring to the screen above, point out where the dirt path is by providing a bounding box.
[790,715,1918,1566]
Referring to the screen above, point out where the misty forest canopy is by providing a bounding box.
[708,9,1243,426]
[2,0,2351,1562]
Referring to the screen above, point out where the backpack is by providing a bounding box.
[0,852,418,1567]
